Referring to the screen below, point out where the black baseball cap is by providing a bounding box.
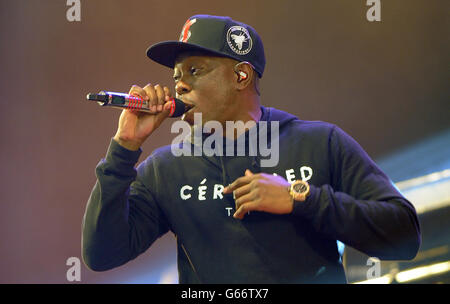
[146,14,266,78]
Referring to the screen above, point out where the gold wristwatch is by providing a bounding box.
[289,180,310,202]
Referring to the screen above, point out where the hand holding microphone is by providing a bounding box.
[87,84,184,151]
[87,90,186,117]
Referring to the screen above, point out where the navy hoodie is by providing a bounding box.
[82,106,421,283]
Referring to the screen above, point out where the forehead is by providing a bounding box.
[174,51,237,70]
[174,54,211,67]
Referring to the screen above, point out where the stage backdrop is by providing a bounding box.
[0,0,448,283]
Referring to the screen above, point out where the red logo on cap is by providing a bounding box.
[179,18,197,42]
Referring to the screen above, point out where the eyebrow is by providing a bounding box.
[174,58,210,74]
[176,56,208,66]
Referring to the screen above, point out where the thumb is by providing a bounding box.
[163,100,173,111]
[245,169,253,176]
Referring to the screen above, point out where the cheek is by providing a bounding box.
[193,71,235,120]
[204,90,231,120]
[197,81,230,109]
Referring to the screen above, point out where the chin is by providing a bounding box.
[181,109,217,127]
[181,112,195,126]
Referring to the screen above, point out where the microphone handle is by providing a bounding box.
[86,91,186,117]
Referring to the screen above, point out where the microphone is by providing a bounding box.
[86,91,187,117]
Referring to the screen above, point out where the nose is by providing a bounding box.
[175,79,191,97]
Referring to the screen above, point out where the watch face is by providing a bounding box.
[293,182,307,194]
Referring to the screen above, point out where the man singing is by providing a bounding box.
[82,15,421,283]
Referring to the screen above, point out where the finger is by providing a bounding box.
[223,175,254,194]
[234,190,255,211]
[233,202,258,220]
[163,99,173,111]
[143,83,158,113]
[154,84,165,111]
[245,169,253,176]
[128,85,148,100]
[162,86,175,112]
[232,183,252,200]
[163,86,172,101]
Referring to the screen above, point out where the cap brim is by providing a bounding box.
[146,41,235,69]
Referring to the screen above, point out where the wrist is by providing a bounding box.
[290,183,317,218]
[113,135,142,151]
[289,180,310,202]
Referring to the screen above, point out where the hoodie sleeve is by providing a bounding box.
[82,139,170,271]
[292,125,421,260]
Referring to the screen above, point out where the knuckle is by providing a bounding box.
[155,87,165,103]
[252,190,260,200]
[144,87,157,104]
[129,85,143,94]
[154,84,163,92]
[145,87,155,96]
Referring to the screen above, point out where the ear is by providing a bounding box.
[238,71,248,81]
[234,62,254,90]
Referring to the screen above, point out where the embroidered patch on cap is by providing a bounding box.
[179,18,197,42]
[226,25,252,55]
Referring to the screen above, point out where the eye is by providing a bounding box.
[190,66,200,75]
[173,74,181,82]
